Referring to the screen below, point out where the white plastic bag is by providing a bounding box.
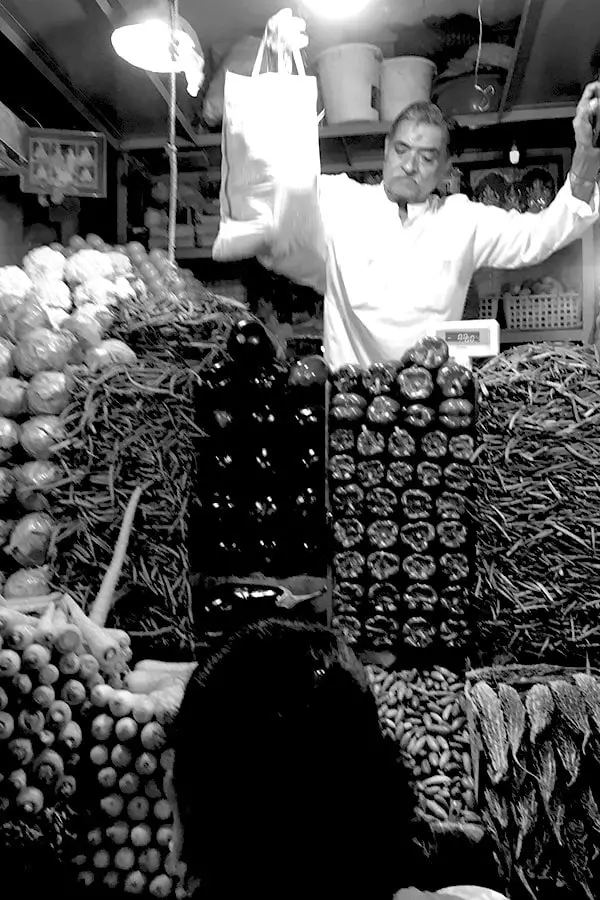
[213,33,323,268]
[203,36,263,127]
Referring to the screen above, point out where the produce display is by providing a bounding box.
[465,665,600,899]
[475,344,600,666]
[329,336,478,659]
[367,664,480,833]
[195,330,327,577]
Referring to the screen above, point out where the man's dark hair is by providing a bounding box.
[387,101,457,156]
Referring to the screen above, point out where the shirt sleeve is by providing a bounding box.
[258,173,356,294]
[471,178,599,271]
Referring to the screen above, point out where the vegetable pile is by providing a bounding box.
[465,665,600,900]
[195,320,327,577]
[474,343,600,666]
[367,664,480,833]
[329,337,477,659]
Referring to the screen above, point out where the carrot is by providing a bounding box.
[0,607,36,636]
[101,794,125,818]
[119,772,140,795]
[98,767,118,789]
[89,485,144,627]
[17,786,44,813]
[77,872,95,888]
[102,872,120,889]
[57,775,77,798]
[59,721,83,749]
[156,825,172,847]
[32,685,55,709]
[0,686,8,710]
[124,871,147,895]
[18,710,45,735]
[90,745,109,767]
[4,592,61,614]
[62,595,122,672]
[38,730,55,748]
[131,695,155,723]
[105,628,131,649]
[52,605,82,654]
[60,679,86,706]
[152,799,171,821]
[33,749,65,785]
[130,824,152,848]
[8,738,34,766]
[79,653,100,680]
[33,601,58,649]
[38,663,59,685]
[115,717,138,742]
[5,623,37,651]
[114,847,136,872]
[149,874,173,898]
[140,722,166,752]
[90,684,112,707]
[22,643,51,670]
[108,689,134,718]
[13,673,33,695]
[58,652,81,676]
[111,744,133,769]
[138,848,161,874]
[93,850,111,870]
[48,700,72,728]
[9,768,27,791]
[0,649,21,677]
[87,828,103,846]
[135,752,157,777]
[91,714,114,742]
[106,821,129,845]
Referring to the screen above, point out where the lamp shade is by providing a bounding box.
[111,1,201,75]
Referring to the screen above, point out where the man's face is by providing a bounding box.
[383,119,448,205]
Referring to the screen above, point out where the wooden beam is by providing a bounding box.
[499,0,547,115]
[0,2,122,146]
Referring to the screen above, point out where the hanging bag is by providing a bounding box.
[213,30,323,269]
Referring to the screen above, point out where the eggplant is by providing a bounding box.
[436,491,467,520]
[417,462,443,488]
[356,460,385,488]
[437,521,468,549]
[439,414,473,431]
[332,484,364,517]
[448,434,475,461]
[294,405,322,428]
[332,614,362,645]
[444,463,473,492]
[366,519,399,549]
[436,362,473,398]
[368,582,400,615]
[329,454,356,482]
[439,552,470,583]
[421,431,449,459]
[252,495,279,522]
[227,317,276,368]
[397,365,434,401]
[366,487,398,518]
[386,461,414,490]
[294,488,322,520]
[367,551,401,581]
[404,404,435,429]
[400,488,433,521]
[402,616,436,649]
[297,447,322,475]
[439,398,474,416]
[356,427,385,457]
[404,583,438,613]
[333,365,362,394]
[361,363,397,396]
[334,550,366,580]
[400,522,435,553]
[366,396,401,425]
[403,553,436,581]
[252,447,277,476]
[330,429,355,453]
[333,517,365,549]
[208,492,237,522]
[388,427,417,459]
[289,355,327,388]
[439,585,469,614]
[404,336,449,370]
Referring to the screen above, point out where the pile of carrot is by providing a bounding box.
[474,343,600,665]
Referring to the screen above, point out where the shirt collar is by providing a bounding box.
[379,183,439,220]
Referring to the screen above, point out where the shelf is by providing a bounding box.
[500,327,584,343]
[120,104,577,152]
[175,247,214,260]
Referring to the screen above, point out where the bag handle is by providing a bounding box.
[252,29,306,77]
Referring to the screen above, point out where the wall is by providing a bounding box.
[0,177,25,265]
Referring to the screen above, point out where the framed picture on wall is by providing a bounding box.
[465,150,569,213]
[20,129,107,199]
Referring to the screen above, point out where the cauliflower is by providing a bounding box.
[73,278,119,308]
[29,280,72,311]
[23,246,65,283]
[0,267,33,311]
[113,276,136,302]
[108,252,134,279]
[64,249,114,285]
[45,308,71,330]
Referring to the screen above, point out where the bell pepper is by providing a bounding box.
[368,582,400,615]
[439,414,473,431]
[366,551,401,581]
[402,616,436,649]
[333,364,362,394]
[357,460,385,488]
[400,522,435,554]
[405,336,449,370]
[366,519,399,550]
[330,429,355,453]
[404,583,438,613]
[440,585,470,614]
[436,491,467,520]
[400,488,433,521]
[403,553,436,581]
[436,362,473,398]
[439,398,474,416]
[386,461,414,490]
[367,396,401,425]
[365,616,398,650]
[417,462,443,488]
[329,454,356,483]
[421,430,449,459]
[332,614,361,645]
[449,434,475,461]
[404,404,435,429]
[334,550,366,580]
[440,552,470,583]
[366,487,398,518]
[397,365,434,401]
[437,521,468,549]
[357,427,385,457]
[332,484,364,517]
[361,363,397,395]
[388,427,417,458]
[444,463,473,492]
[333,517,365,549]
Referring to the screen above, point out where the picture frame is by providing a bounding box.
[20,128,107,199]
[463,149,569,213]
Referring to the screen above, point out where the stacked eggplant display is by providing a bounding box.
[194,319,327,578]
[329,337,477,663]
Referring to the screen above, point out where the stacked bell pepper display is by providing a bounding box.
[194,319,327,577]
[329,337,478,661]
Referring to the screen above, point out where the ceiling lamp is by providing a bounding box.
[111,0,204,96]
[300,0,372,19]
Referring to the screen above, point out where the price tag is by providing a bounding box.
[430,319,500,368]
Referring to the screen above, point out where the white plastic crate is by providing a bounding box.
[478,296,499,319]
[503,292,582,331]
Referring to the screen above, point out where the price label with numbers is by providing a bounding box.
[430,319,500,366]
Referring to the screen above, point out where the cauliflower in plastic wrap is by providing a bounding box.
[30,279,72,311]
[64,249,114,285]
[73,277,119,308]
[113,276,136,301]
[45,308,71,330]
[108,252,134,279]
[23,246,66,282]
[0,266,33,314]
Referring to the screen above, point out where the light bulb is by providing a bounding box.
[509,143,520,165]
[301,0,371,19]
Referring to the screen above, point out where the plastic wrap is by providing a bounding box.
[20,415,66,460]
[5,512,54,566]
[27,371,72,416]
[0,377,28,418]
[15,461,61,510]
[13,328,72,376]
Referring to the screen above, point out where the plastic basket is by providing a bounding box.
[478,296,499,319]
[503,292,582,331]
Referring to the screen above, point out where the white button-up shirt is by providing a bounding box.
[261,175,598,370]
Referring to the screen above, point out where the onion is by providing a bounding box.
[4,566,50,599]
[0,337,13,378]
[15,461,61,510]
[27,371,72,415]
[5,513,54,567]
[20,415,66,460]
[0,416,19,462]
[13,328,72,377]
[0,377,28,418]
[0,467,15,503]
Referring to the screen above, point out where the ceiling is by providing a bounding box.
[0,0,599,144]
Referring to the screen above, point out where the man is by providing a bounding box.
[252,10,600,370]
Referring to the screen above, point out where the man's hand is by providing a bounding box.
[394,891,462,900]
[266,8,309,55]
[573,80,600,148]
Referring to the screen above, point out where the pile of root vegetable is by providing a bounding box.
[474,343,600,666]
[465,665,600,900]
